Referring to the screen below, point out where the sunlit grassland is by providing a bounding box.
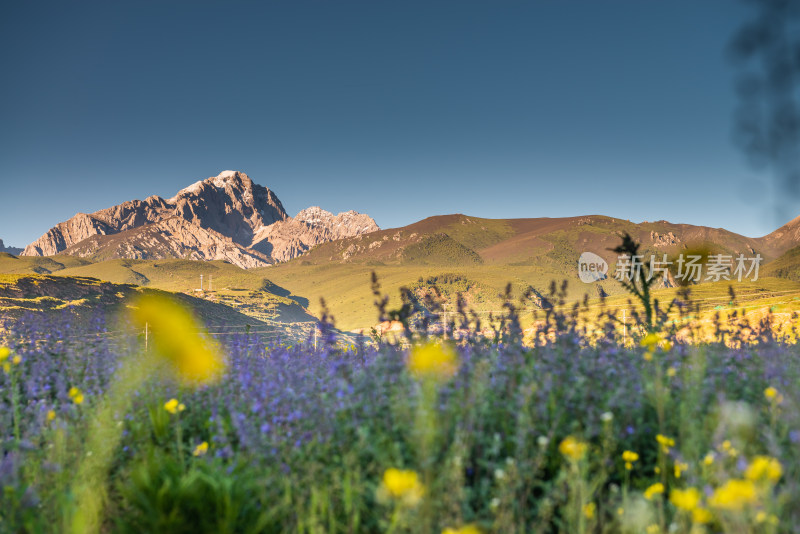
[1,284,799,533]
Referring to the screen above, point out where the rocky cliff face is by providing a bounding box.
[252,206,380,261]
[62,217,273,269]
[22,171,379,268]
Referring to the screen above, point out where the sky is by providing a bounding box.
[0,0,787,248]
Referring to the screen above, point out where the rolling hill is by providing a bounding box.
[5,210,800,332]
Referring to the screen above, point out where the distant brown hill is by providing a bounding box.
[293,213,789,270]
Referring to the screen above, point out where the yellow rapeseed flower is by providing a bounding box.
[703,453,715,466]
[644,482,665,500]
[708,479,758,510]
[192,441,209,457]
[559,436,588,461]
[442,525,481,534]
[622,450,639,470]
[46,410,56,422]
[669,487,701,511]
[11,355,21,365]
[745,456,782,483]
[164,398,185,414]
[666,367,677,378]
[645,524,660,534]
[68,387,84,405]
[407,342,458,381]
[583,502,596,519]
[764,386,780,401]
[381,468,424,505]
[130,294,225,385]
[0,347,10,362]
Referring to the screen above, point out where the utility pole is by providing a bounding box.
[209,274,213,292]
[200,274,203,291]
[145,322,149,352]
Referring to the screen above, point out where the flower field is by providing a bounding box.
[0,287,799,533]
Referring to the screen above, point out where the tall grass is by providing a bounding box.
[0,262,798,533]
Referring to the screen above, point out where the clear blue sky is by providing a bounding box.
[0,0,784,247]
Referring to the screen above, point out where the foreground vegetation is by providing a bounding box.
[1,270,799,533]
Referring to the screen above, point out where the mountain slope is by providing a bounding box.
[291,213,774,270]
[252,207,380,261]
[0,274,271,328]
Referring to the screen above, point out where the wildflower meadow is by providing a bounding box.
[1,250,799,533]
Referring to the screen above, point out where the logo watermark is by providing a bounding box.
[577,252,762,283]
[577,252,608,283]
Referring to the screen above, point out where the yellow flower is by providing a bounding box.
[656,434,675,453]
[583,502,596,519]
[130,294,225,385]
[640,333,661,349]
[720,440,738,458]
[11,355,21,365]
[559,436,588,461]
[645,524,660,534]
[644,482,665,500]
[708,479,758,510]
[763,386,783,404]
[666,367,676,378]
[46,410,56,422]
[674,460,688,479]
[0,347,10,362]
[164,398,185,414]
[617,507,624,516]
[756,511,779,525]
[442,525,481,534]
[692,507,713,524]
[643,351,653,362]
[622,450,639,470]
[745,456,782,483]
[703,453,715,466]
[670,487,701,511]
[381,468,424,505]
[407,342,458,381]
[68,387,84,405]
[193,441,209,457]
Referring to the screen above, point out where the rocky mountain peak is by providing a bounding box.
[21,171,378,268]
[295,206,334,227]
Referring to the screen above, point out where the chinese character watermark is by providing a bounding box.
[608,253,761,283]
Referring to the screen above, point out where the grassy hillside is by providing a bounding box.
[3,212,799,332]
[763,245,800,281]
[0,274,277,331]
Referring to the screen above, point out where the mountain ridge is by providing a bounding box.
[22,171,379,268]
